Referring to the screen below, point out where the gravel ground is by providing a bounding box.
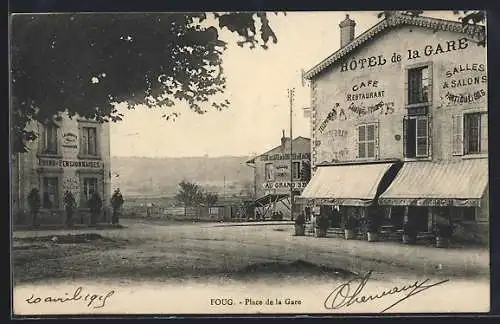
[12,218,489,285]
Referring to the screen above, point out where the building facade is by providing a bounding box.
[299,13,488,244]
[11,113,112,225]
[246,133,311,219]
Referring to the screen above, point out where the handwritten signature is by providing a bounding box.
[324,270,449,313]
[25,286,115,309]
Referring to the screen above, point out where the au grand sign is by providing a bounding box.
[38,158,102,168]
[263,181,308,190]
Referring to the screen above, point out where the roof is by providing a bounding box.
[379,159,488,207]
[304,14,486,80]
[297,162,395,206]
[246,136,311,164]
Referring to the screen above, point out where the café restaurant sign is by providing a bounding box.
[39,158,102,168]
[263,181,308,190]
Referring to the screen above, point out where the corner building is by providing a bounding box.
[11,113,112,225]
[298,13,488,244]
[246,134,311,219]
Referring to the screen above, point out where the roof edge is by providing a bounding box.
[304,14,486,80]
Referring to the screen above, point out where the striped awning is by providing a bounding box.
[295,162,395,206]
[379,159,488,207]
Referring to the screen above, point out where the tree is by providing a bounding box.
[10,12,281,153]
[175,180,204,217]
[203,192,219,207]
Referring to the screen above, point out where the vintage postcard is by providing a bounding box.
[10,10,490,316]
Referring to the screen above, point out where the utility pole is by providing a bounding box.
[288,88,295,220]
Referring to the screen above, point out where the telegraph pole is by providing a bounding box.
[288,88,295,220]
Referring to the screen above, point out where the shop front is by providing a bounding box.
[378,158,489,244]
[295,160,402,238]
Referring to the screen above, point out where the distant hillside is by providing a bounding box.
[111,156,255,198]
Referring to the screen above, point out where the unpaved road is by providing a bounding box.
[12,219,490,314]
[13,218,489,284]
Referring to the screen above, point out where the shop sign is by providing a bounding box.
[38,158,102,168]
[261,153,310,162]
[263,181,308,189]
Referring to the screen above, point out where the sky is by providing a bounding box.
[110,11,458,158]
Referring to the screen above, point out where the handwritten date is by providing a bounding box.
[25,286,115,309]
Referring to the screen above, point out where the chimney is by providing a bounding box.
[339,14,356,48]
[281,129,287,147]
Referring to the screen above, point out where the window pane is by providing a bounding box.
[367,124,375,141]
[408,68,423,104]
[465,113,481,154]
[367,142,375,158]
[358,143,366,158]
[45,124,57,154]
[86,127,97,155]
[358,125,365,142]
[421,67,429,102]
[405,118,417,158]
[416,118,427,137]
[417,138,428,156]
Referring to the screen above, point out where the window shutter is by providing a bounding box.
[427,115,432,158]
[38,123,45,154]
[452,114,463,156]
[427,64,433,104]
[481,112,488,154]
[374,123,379,159]
[404,68,409,107]
[403,117,408,157]
[79,126,84,155]
[356,125,361,158]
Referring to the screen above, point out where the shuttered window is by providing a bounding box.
[357,123,378,159]
[463,112,488,155]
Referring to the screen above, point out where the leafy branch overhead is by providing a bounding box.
[10,12,281,153]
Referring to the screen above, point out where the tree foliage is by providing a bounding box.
[175,180,204,207]
[203,192,219,207]
[10,12,281,153]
